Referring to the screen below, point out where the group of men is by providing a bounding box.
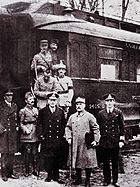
[0,39,125,187]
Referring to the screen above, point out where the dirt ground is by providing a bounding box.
[0,152,140,187]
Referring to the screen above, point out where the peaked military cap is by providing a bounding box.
[47,92,59,99]
[50,39,59,44]
[40,40,48,44]
[103,93,116,101]
[75,97,86,104]
[4,89,14,96]
[56,60,66,70]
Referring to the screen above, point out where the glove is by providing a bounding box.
[67,139,72,145]
[91,141,97,147]
[119,142,124,148]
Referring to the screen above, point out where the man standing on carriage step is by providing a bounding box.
[37,92,66,184]
[0,89,19,182]
[65,96,100,187]
[34,68,58,110]
[97,94,125,187]
[54,60,74,119]
[31,40,52,79]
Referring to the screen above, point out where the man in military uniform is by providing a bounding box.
[97,94,125,187]
[55,60,74,118]
[50,39,59,65]
[19,92,39,177]
[65,96,100,187]
[0,90,19,181]
[37,92,66,184]
[31,40,52,79]
[34,68,57,109]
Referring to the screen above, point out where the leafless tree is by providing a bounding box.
[122,0,130,20]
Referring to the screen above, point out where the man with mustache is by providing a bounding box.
[55,60,74,119]
[65,96,100,187]
[31,40,52,79]
[34,68,57,109]
[19,92,39,177]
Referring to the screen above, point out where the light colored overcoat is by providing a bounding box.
[65,110,100,169]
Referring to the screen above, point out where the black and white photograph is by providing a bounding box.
[0,0,140,186]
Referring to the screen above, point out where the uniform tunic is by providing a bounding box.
[55,76,74,107]
[19,106,38,143]
[97,108,125,184]
[31,51,52,78]
[37,105,66,170]
[0,101,18,153]
[97,108,124,148]
[34,76,57,109]
[65,111,100,169]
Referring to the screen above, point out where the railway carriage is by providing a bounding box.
[0,5,140,142]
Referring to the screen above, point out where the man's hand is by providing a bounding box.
[119,142,124,148]
[66,101,71,107]
[67,139,72,145]
[91,141,97,147]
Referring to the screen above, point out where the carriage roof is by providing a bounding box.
[32,13,140,45]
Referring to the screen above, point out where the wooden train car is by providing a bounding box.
[0,8,140,142]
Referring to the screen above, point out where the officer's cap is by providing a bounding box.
[75,97,86,104]
[40,40,48,44]
[4,89,13,96]
[50,39,59,44]
[47,92,59,100]
[103,93,116,101]
[56,60,66,70]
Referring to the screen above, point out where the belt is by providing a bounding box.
[58,90,68,94]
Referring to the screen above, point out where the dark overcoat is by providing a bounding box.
[37,105,66,167]
[0,101,18,153]
[97,108,124,148]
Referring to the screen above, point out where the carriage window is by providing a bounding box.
[101,64,116,80]
[99,45,122,80]
[136,67,140,82]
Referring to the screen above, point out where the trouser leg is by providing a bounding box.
[102,148,111,184]
[85,168,92,181]
[7,153,14,177]
[75,168,82,182]
[111,147,119,184]
[1,153,8,178]
[45,157,53,180]
[52,157,59,180]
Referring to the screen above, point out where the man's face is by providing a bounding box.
[48,98,57,108]
[76,102,85,112]
[26,96,34,106]
[40,43,49,52]
[50,43,58,51]
[58,68,66,77]
[44,70,51,80]
[105,99,115,109]
[4,95,13,103]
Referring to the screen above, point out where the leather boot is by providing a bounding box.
[73,168,82,185]
[85,168,92,187]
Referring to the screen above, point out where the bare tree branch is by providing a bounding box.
[122,0,130,20]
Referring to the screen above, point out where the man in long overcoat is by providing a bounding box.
[37,92,66,184]
[65,96,100,187]
[0,90,19,181]
[97,94,125,187]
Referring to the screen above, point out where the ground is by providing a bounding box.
[0,152,140,187]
